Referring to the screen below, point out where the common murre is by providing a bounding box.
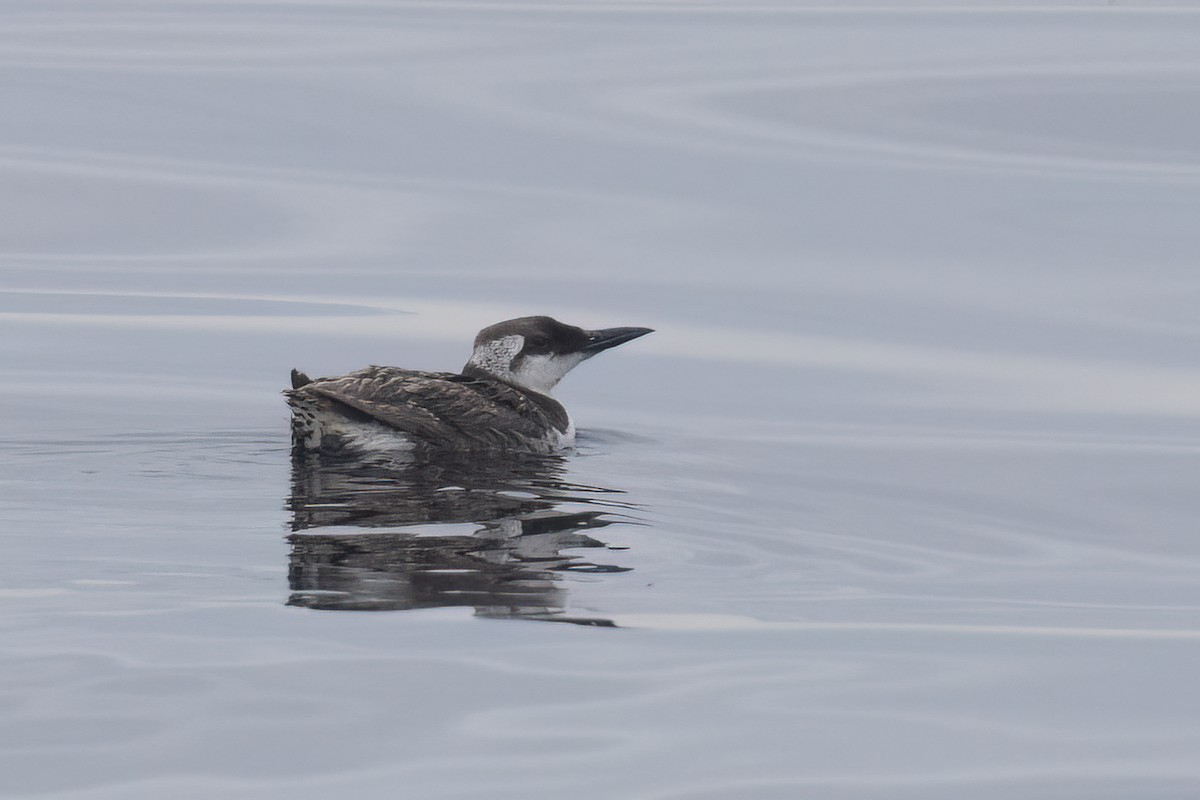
[286,316,653,453]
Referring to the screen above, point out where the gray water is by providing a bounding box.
[3,2,1200,798]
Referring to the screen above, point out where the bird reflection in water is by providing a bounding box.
[286,446,636,625]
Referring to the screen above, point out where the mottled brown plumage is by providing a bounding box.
[287,366,571,452]
[285,316,652,453]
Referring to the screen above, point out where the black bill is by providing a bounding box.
[579,326,654,357]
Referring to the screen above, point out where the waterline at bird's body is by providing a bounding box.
[285,316,652,454]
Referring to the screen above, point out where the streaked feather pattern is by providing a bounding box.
[285,365,571,453]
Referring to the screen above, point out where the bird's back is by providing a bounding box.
[285,366,571,453]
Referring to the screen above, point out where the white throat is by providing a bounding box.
[466,335,585,395]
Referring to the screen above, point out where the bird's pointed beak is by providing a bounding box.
[579,326,654,358]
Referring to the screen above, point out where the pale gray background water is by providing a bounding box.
[3,2,1199,798]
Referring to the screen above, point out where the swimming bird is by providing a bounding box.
[286,316,653,453]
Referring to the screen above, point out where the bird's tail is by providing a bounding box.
[291,369,313,389]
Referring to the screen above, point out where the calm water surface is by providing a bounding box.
[3,2,1200,798]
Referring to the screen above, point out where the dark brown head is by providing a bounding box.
[464,315,653,393]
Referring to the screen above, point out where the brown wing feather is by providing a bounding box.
[288,366,567,450]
